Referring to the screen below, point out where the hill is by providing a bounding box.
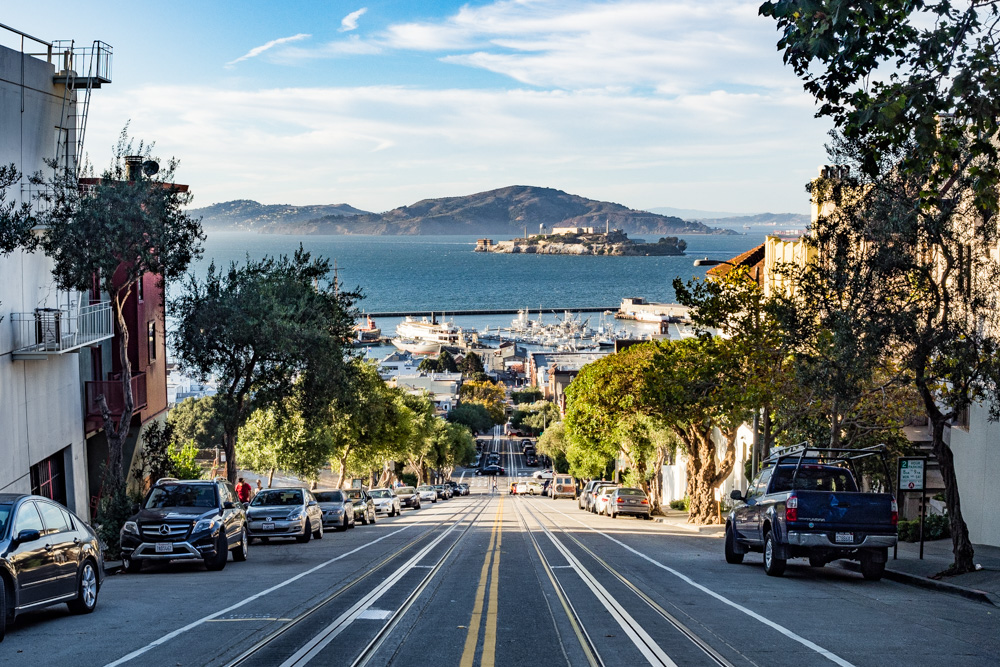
[258,186,736,236]
[189,200,371,231]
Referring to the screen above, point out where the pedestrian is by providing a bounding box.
[256,479,263,495]
[235,477,251,504]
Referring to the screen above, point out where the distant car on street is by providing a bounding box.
[532,469,554,480]
[551,475,576,499]
[395,486,421,510]
[457,483,470,496]
[369,488,402,516]
[0,494,105,642]
[595,486,616,516]
[344,488,377,525]
[246,487,324,543]
[313,489,355,530]
[415,485,438,504]
[476,465,506,476]
[433,485,453,500]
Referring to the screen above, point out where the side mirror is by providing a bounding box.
[730,489,744,501]
[242,502,250,510]
[15,528,41,546]
[131,503,141,514]
[308,500,318,507]
[223,501,236,510]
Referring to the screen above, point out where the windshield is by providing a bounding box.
[314,491,344,503]
[416,486,433,491]
[397,487,415,494]
[618,488,645,496]
[145,484,217,509]
[369,490,392,498]
[345,490,363,500]
[251,489,304,506]
[0,504,10,536]
[769,466,859,493]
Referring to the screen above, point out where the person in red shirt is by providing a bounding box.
[235,477,251,503]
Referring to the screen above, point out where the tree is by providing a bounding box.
[172,247,357,483]
[511,387,543,405]
[168,395,226,450]
[36,129,204,492]
[458,351,485,377]
[0,163,34,256]
[511,400,560,435]
[536,421,570,474]
[447,402,493,434]
[458,379,507,425]
[401,392,438,485]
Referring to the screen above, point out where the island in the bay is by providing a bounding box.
[475,225,687,256]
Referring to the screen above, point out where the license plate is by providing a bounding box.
[262,522,275,530]
[155,542,173,553]
[835,532,854,543]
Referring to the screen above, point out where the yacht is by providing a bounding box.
[391,315,463,355]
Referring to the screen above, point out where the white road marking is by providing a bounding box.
[103,525,414,667]
[546,505,856,667]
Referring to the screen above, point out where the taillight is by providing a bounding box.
[785,494,798,522]
[891,497,898,525]
[617,498,624,503]
[640,499,648,505]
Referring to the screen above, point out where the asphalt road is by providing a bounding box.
[1,433,997,666]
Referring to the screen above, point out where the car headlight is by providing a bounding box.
[330,508,343,515]
[287,509,304,521]
[122,521,138,535]
[194,517,221,533]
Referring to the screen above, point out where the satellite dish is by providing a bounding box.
[142,160,159,176]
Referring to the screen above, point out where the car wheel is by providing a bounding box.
[808,555,826,568]
[233,526,249,562]
[763,531,785,577]
[205,532,229,571]
[724,526,745,565]
[297,520,312,543]
[370,509,376,524]
[68,560,100,614]
[859,554,885,581]
[314,520,324,540]
[123,555,143,574]
[348,515,356,529]
[361,509,370,525]
[340,516,349,531]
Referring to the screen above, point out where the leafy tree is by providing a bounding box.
[437,349,459,373]
[447,402,493,434]
[172,247,357,483]
[238,392,335,486]
[35,129,204,493]
[168,395,226,450]
[511,387,543,405]
[417,357,442,373]
[511,400,560,435]
[401,392,438,484]
[426,420,476,479]
[0,163,34,256]
[458,379,507,424]
[458,351,485,377]
[536,421,570,474]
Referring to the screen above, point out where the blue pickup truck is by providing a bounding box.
[725,445,898,580]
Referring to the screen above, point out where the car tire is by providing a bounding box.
[763,531,786,577]
[808,555,826,568]
[724,526,745,565]
[340,516,349,531]
[860,555,885,581]
[233,526,249,562]
[297,521,312,543]
[67,560,100,614]
[123,555,143,574]
[348,515,356,529]
[314,521,323,540]
[205,532,229,571]
[361,510,370,525]
[370,510,376,524]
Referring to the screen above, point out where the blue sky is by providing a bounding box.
[2,1,832,214]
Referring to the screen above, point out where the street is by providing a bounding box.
[1,435,997,667]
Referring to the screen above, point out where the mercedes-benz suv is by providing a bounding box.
[120,478,249,573]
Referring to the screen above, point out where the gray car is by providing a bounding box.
[314,490,355,530]
[344,488,377,525]
[608,487,651,519]
[369,488,401,516]
[246,488,324,542]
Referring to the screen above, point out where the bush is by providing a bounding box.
[898,514,950,542]
[399,472,417,487]
[170,441,203,480]
[669,498,689,512]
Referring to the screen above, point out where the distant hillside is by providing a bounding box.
[260,186,737,236]
[189,200,371,231]
[699,212,811,229]
[646,206,744,220]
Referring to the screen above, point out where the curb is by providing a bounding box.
[651,516,725,535]
[837,561,998,606]
[104,560,123,576]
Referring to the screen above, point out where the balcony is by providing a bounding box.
[86,372,147,421]
[11,301,114,360]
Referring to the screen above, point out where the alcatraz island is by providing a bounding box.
[475,222,687,256]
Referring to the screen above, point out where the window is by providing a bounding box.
[37,501,70,535]
[137,273,144,301]
[13,502,43,535]
[30,451,67,506]
[148,320,157,362]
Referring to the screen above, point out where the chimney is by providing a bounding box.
[125,155,143,181]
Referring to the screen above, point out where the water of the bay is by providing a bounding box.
[179,231,770,358]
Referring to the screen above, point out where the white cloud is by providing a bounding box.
[340,8,368,32]
[226,33,312,67]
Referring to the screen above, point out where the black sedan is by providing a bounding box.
[475,465,506,476]
[0,493,104,642]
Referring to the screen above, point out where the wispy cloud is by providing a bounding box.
[226,33,312,67]
[340,8,368,32]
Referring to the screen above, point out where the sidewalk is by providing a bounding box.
[652,508,726,535]
[879,537,1000,606]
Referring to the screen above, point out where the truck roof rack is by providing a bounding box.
[762,443,894,494]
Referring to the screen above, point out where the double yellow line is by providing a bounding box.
[460,497,504,667]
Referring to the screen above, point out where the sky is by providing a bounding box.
[2,1,834,215]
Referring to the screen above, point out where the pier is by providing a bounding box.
[366,307,618,318]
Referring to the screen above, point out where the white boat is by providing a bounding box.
[390,315,463,355]
[391,339,442,355]
[633,311,669,323]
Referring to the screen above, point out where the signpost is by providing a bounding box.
[896,457,927,560]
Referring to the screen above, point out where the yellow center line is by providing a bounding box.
[482,499,503,667]
[459,498,503,667]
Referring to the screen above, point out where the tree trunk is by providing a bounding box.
[223,428,237,483]
[684,424,737,525]
[268,468,275,487]
[829,396,840,448]
[930,416,976,573]
[99,288,136,491]
[648,447,666,513]
[337,453,350,489]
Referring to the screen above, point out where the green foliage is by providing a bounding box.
[459,379,507,425]
[399,472,418,487]
[168,396,226,449]
[898,514,950,542]
[458,351,485,377]
[448,402,493,434]
[418,350,459,373]
[511,388,543,405]
[669,498,689,512]
[511,400,559,435]
[133,420,204,485]
[0,163,34,255]
[238,394,335,483]
[169,442,204,480]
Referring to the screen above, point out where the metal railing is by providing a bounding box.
[85,372,147,420]
[10,300,114,359]
[51,39,113,83]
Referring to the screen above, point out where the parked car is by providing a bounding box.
[369,488,402,516]
[0,494,104,641]
[579,480,608,510]
[595,486,616,516]
[726,445,898,580]
[246,487,324,543]
[120,478,249,573]
[525,480,544,495]
[344,488,377,524]
[314,490,355,530]
[433,485,453,500]
[515,482,528,495]
[395,486,422,510]
[551,475,576,500]
[457,483,470,496]
[585,483,617,513]
[608,488,651,519]
[476,465,506,476]
[532,469,554,480]
[415,485,438,504]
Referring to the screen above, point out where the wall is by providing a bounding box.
[945,403,1000,547]
[659,423,753,508]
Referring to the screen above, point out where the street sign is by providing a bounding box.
[899,458,924,491]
